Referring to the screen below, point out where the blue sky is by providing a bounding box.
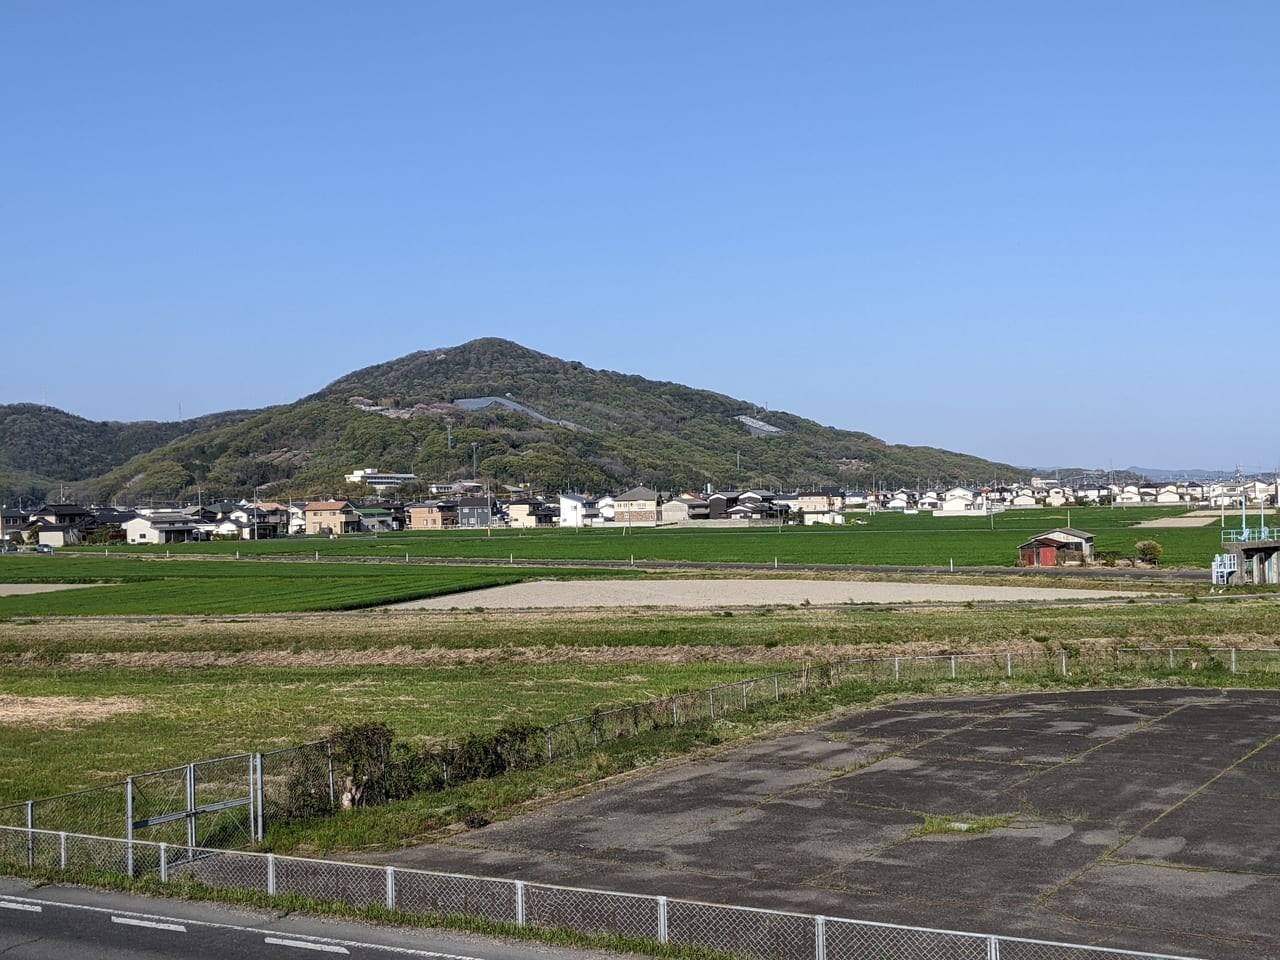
[3,2,1277,472]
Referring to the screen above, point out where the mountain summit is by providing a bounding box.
[1,339,1020,503]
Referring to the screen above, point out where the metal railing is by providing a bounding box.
[1221,527,1277,542]
[0,825,1203,960]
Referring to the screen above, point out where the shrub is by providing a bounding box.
[1135,540,1163,565]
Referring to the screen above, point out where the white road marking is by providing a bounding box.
[0,900,42,912]
[264,937,350,954]
[112,915,187,932]
[0,893,487,958]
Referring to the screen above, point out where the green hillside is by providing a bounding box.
[0,404,259,504]
[5,339,1025,504]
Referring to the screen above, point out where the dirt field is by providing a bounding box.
[367,689,1280,960]
[1134,514,1221,528]
[0,583,108,597]
[392,578,1152,610]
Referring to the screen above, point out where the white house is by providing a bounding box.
[559,494,600,528]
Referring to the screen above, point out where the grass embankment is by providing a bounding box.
[0,557,641,615]
[56,505,1240,567]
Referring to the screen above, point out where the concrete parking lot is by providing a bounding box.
[370,688,1280,960]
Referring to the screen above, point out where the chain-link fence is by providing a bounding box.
[0,826,1204,960]
[0,742,331,847]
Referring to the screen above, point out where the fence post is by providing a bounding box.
[988,935,1001,959]
[950,655,957,679]
[1169,649,1175,670]
[327,741,337,807]
[125,776,134,877]
[709,690,715,719]
[774,676,780,701]
[187,763,197,849]
[742,682,748,710]
[657,895,668,943]
[267,853,276,895]
[25,801,34,869]
[1061,651,1067,677]
[671,698,679,725]
[546,728,554,762]
[815,915,826,960]
[1006,653,1012,677]
[1232,648,1238,673]
[255,753,265,841]
[894,657,900,681]
[159,842,167,883]
[515,880,525,927]
[386,866,396,910]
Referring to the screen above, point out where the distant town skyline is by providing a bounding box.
[3,3,1276,470]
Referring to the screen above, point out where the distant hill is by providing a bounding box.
[0,404,258,505]
[2,339,1025,504]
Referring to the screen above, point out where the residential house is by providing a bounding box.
[614,487,661,524]
[406,501,459,530]
[558,494,599,528]
[124,513,205,544]
[1,508,26,543]
[31,503,93,532]
[357,506,396,533]
[707,491,740,520]
[660,495,710,523]
[228,506,284,539]
[793,492,837,516]
[458,497,497,528]
[303,500,362,535]
[507,498,556,529]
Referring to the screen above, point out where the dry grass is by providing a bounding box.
[0,695,146,727]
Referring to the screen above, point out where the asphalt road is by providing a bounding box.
[0,879,625,960]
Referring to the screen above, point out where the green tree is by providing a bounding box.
[1135,539,1163,566]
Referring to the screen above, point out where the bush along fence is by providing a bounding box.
[3,645,1277,848]
[0,825,1204,960]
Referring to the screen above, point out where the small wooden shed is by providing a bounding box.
[1018,528,1095,567]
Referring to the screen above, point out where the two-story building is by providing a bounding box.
[613,486,660,524]
[406,501,459,530]
[303,500,362,535]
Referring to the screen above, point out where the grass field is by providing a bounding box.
[4,596,1280,810]
[56,505,1249,568]
[0,557,641,615]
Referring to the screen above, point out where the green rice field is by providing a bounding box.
[0,557,639,616]
[55,505,1248,568]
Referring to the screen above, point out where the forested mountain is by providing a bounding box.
[3,339,1024,505]
[0,404,257,505]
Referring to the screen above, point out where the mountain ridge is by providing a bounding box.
[2,339,1026,504]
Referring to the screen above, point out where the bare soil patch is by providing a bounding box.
[0,583,110,597]
[1133,514,1220,527]
[0,695,145,727]
[392,578,1154,610]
